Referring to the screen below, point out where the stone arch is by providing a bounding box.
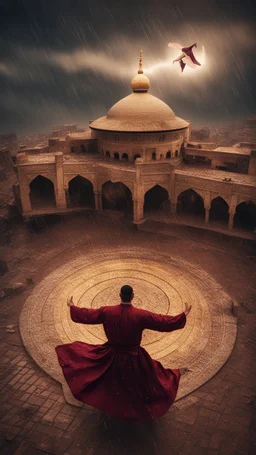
[234,200,256,231]
[210,197,229,223]
[176,187,205,204]
[144,184,170,213]
[29,175,56,210]
[114,152,120,160]
[102,181,133,213]
[166,151,171,159]
[67,175,95,208]
[210,193,230,207]
[177,188,205,217]
[134,154,141,161]
[122,153,128,161]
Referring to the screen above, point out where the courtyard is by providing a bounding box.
[0,211,255,455]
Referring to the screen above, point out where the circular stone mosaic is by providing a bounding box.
[19,248,237,407]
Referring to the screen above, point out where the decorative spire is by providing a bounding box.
[138,50,143,74]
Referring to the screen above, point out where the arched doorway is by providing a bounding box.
[177,189,205,218]
[122,153,128,161]
[234,201,256,231]
[68,176,95,208]
[209,197,229,224]
[166,151,171,159]
[144,185,169,213]
[29,175,56,210]
[134,154,141,161]
[102,181,133,213]
[114,152,119,160]
[152,152,156,160]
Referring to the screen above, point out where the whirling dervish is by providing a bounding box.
[168,42,201,73]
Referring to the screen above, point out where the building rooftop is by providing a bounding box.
[214,146,251,155]
[176,165,256,187]
[66,131,92,140]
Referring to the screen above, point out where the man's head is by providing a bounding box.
[120,285,134,303]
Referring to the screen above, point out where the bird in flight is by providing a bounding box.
[168,42,201,73]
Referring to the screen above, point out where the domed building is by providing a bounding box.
[16,52,256,235]
[90,52,189,163]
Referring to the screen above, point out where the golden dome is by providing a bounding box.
[89,51,189,133]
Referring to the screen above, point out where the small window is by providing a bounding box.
[122,153,128,161]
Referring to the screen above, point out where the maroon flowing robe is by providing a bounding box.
[55,304,186,421]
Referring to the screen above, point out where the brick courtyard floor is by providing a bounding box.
[0,211,255,455]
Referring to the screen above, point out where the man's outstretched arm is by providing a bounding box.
[141,303,192,332]
[67,296,104,325]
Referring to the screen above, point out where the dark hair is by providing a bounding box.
[120,285,133,302]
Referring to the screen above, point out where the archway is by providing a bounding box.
[68,176,95,208]
[102,181,133,213]
[175,150,179,157]
[209,197,229,224]
[152,152,156,160]
[166,151,171,159]
[122,153,128,161]
[134,154,141,161]
[29,175,56,210]
[144,185,169,213]
[234,201,256,231]
[177,189,205,218]
[106,151,110,158]
[114,152,119,160]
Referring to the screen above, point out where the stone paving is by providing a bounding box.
[0,212,255,455]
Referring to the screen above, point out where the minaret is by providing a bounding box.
[131,51,150,92]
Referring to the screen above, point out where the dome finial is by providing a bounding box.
[138,50,143,74]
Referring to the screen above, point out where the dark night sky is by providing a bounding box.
[0,0,255,135]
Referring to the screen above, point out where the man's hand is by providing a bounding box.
[184,302,192,316]
[67,296,74,307]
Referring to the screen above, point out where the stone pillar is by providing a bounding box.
[65,189,70,208]
[133,200,144,223]
[171,202,177,214]
[20,184,32,213]
[98,192,103,210]
[228,211,235,230]
[55,152,66,208]
[94,191,102,210]
[205,208,210,224]
[204,204,211,224]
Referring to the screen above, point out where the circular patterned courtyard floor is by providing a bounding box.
[19,247,237,407]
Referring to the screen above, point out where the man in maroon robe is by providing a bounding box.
[55,285,192,421]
